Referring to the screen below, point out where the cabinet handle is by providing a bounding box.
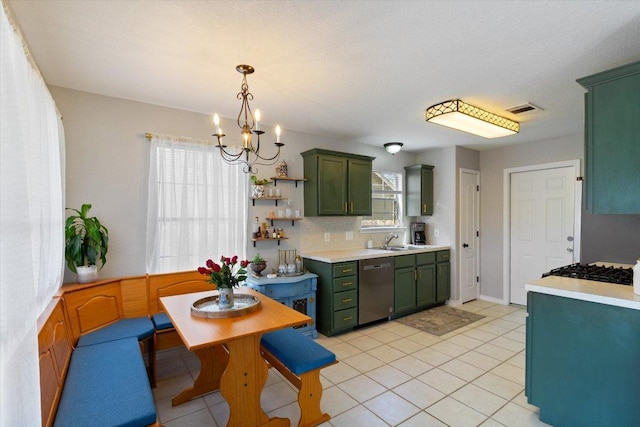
[342,282,352,286]
[350,202,354,213]
[423,203,427,213]
[343,316,353,321]
[342,269,353,273]
[342,298,352,303]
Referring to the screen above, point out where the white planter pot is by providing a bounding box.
[76,265,98,283]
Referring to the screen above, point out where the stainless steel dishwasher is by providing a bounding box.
[358,257,394,325]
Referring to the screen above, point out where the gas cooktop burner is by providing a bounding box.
[542,263,633,285]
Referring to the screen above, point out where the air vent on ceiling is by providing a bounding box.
[507,103,543,115]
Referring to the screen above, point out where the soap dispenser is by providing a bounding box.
[634,258,640,295]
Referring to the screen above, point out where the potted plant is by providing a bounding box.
[198,255,250,309]
[249,253,267,277]
[65,204,109,283]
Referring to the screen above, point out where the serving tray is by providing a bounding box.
[191,293,261,318]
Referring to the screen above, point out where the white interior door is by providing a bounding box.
[460,169,479,303]
[510,166,576,305]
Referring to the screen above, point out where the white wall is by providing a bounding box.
[478,134,583,301]
[51,86,421,280]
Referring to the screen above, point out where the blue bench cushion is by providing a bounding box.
[261,328,336,376]
[152,312,173,330]
[54,337,157,427]
[76,316,154,347]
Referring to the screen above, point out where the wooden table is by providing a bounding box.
[160,288,311,427]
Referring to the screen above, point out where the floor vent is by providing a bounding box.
[507,103,543,114]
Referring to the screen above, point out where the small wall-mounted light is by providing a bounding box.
[384,142,403,154]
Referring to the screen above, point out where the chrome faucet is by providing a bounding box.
[383,233,398,249]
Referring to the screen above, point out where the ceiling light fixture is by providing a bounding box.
[384,142,403,154]
[212,64,283,173]
[425,99,519,138]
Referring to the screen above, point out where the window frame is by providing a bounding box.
[360,170,404,232]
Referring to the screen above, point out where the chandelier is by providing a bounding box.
[212,64,284,173]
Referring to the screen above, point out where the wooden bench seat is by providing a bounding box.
[261,327,337,427]
[38,298,160,427]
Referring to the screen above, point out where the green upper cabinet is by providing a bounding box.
[405,165,434,216]
[302,149,374,216]
[577,60,640,214]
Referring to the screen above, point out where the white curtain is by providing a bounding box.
[146,134,248,273]
[1,2,65,426]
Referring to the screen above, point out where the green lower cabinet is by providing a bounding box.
[394,252,444,317]
[304,258,358,336]
[526,291,640,426]
[416,264,436,308]
[394,266,416,315]
[436,260,450,302]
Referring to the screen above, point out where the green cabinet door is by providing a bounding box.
[405,165,434,216]
[317,155,348,215]
[436,261,450,302]
[577,61,640,214]
[348,158,373,215]
[416,264,436,308]
[394,267,416,315]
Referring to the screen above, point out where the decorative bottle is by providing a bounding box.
[634,258,640,296]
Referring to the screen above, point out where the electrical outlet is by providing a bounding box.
[434,229,440,237]
[346,231,353,240]
[324,232,330,242]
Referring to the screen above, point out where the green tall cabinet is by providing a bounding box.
[577,60,640,214]
[301,149,374,216]
[405,165,434,216]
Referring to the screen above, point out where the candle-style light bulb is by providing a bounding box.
[213,113,221,135]
[276,125,281,143]
[255,109,261,131]
[243,132,249,149]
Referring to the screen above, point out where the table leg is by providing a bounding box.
[172,344,228,406]
[221,335,290,427]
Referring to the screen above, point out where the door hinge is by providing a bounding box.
[476,276,479,283]
[476,230,479,237]
[476,185,480,191]
[577,176,584,181]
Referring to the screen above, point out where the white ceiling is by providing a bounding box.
[9,0,640,152]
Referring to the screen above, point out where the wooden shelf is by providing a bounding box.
[250,197,286,206]
[270,177,306,187]
[250,237,289,247]
[266,217,303,226]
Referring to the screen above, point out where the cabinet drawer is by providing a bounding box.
[332,275,356,292]
[416,252,436,265]
[261,281,312,299]
[333,307,357,330]
[333,290,357,310]
[394,254,415,269]
[436,250,450,262]
[332,262,357,277]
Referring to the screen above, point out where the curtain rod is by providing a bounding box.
[145,132,214,146]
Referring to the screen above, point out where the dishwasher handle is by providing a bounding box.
[363,262,392,271]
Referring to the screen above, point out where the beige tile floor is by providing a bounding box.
[153,300,551,427]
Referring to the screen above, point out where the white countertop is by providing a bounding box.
[526,273,640,311]
[301,245,450,263]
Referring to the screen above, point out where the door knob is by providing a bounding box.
[463,243,469,248]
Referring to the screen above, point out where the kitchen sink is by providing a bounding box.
[381,246,410,251]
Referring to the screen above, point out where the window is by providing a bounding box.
[361,171,403,229]
[146,135,248,273]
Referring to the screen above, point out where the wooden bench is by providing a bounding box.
[38,298,160,427]
[261,327,337,427]
[60,275,156,386]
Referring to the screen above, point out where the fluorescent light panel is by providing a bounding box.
[425,99,519,138]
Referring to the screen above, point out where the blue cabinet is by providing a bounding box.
[245,273,318,338]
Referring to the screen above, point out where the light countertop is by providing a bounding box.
[301,245,450,263]
[526,269,639,310]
